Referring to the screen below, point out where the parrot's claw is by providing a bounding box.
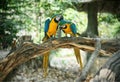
[62,37,68,41]
[63,37,73,41]
[47,37,55,41]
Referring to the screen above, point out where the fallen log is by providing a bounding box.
[0,37,119,81]
[90,50,120,82]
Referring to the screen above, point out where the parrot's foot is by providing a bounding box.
[48,37,56,41]
[62,37,73,41]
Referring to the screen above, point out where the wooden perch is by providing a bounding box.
[0,37,119,81]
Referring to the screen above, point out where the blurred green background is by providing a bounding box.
[0,0,120,46]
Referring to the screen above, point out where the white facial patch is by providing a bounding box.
[62,25,66,29]
[56,16,61,21]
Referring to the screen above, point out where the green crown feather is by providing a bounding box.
[58,20,72,26]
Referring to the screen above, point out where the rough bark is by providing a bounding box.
[90,50,120,82]
[0,37,119,81]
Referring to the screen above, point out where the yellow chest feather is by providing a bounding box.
[47,19,58,37]
[63,24,72,34]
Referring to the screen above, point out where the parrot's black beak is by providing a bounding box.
[59,15,63,21]
[59,26,63,30]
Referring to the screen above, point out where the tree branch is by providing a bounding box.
[75,38,101,82]
[0,37,119,81]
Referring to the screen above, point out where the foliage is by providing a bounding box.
[98,13,120,38]
[0,0,120,49]
[0,0,19,48]
[0,19,18,44]
[0,0,40,48]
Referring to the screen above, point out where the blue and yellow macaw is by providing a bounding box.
[58,20,83,70]
[58,20,80,37]
[42,14,63,77]
[42,14,63,41]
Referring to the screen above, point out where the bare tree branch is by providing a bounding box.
[0,37,119,81]
[75,38,101,82]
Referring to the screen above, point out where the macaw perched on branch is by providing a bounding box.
[58,20,83,69]
[42,14,63,77]
[58,20,80,37]
[42,14,64,41]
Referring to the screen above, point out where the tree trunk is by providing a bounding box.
[79,3,99,81]
[82,2,98,37]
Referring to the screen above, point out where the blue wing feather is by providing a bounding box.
[70,23,77,34]
[44,19,50,33]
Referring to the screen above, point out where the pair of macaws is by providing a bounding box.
[42,14,82,77]
[42,14,80,41]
